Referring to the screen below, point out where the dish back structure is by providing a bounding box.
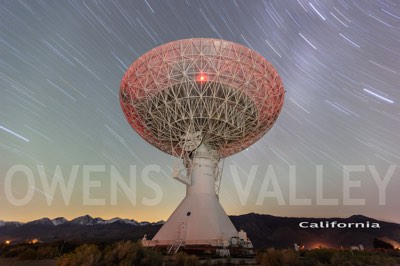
[120,38,284,158]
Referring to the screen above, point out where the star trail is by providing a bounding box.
[0,0,399,223]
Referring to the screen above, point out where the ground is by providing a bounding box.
[0,258,56,266]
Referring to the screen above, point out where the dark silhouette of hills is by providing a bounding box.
[1,213,399,249]
[230,213,400,249]
[0,215,162,244]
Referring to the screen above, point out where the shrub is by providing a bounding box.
[103,240,162,266]
[305,248,334,265]
[173,252,199,266]
[36,246,59,259]
[57,244,101,266]
[3,246,29,258]
[57,241,163,266]
[139,248,163,266]
[18,247,38,260]
[257,248,299,266]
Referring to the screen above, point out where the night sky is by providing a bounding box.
[1,0,399,223]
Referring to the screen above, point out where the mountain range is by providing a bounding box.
[1,213,399,249]
[0,215,164,228]
[0,215,163,227]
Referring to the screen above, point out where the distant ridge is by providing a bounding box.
[1,213,399,249]
[0,215,164,227]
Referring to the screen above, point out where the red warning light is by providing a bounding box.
[197,73,207,82]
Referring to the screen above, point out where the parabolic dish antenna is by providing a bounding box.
[120,38,284,252]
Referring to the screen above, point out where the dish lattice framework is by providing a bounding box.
[120,38,284,158]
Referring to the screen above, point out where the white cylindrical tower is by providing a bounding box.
[187,144,217,195]
[150,144,238,246]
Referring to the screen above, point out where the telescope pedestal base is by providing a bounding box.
[145,192,238,247]
[142,144,252,251]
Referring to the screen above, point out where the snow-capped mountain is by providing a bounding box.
[103,217,138,226]
[103,217,122,224]
[0,215,164,243]
[0,220,23,227]
[51,217,68,226]
[120,219,140,226]
[68,215,137,225]
[0,216,164,227]
[153,220,165,226]
[27,218,53,226]
[67,215,161,226]
[70,215,99,225]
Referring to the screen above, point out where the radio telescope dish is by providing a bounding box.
[120,38,284,251]
[120,38,284,159]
